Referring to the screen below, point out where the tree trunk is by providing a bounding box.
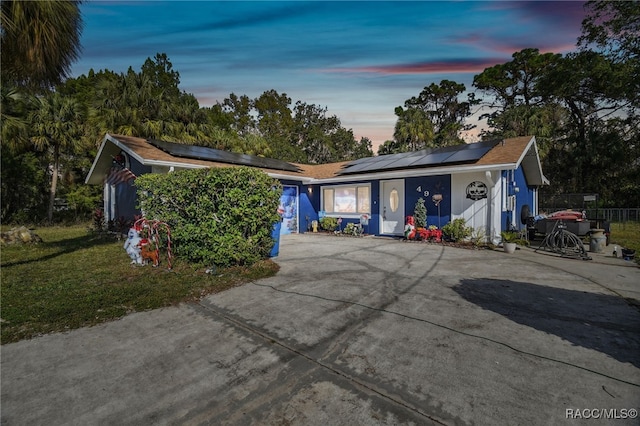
[47,144,59,224]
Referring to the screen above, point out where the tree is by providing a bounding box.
[84,55,213,144]
[141,53,181,99]
[574,0,639,205]
[405,79,478,146]
[291,101,333,163]
[221,93,255,137]
[470,11,639,207]
[579,1,640,64]
[328,127,368,162]
[393,107,434,152]
[1,86,32,148]
[353,136,374,160]
[472,49,568,156]
[538,51,627,144]
[537,50,638,205]
[377,139,405,155]
[1,0,83,90]
[578,0,639,113]
[254,90,294,147]
[482,103,567,158]
[1,144,47,223]
[473,49,562,110]
[29,92,85,223]
[291,101,371,163]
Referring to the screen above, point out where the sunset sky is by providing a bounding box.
[72,1,588,151]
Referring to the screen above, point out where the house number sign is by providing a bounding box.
[466,181,488,200]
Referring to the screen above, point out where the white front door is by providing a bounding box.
[380,179,405,235]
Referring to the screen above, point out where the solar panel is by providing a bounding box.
[387,151,441,168]
[338,140,500,175]
[445,145,494,163]
[407,151,457,167]
[148,139,301,173]
[338,161,378,174]
[346,155,382,166]
[352,158,412,173]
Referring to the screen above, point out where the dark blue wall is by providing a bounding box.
[117,164,538,236]
[115,159,151,220]
[312,180,381,234]
[369,181,380,234]
[280,180,318,233]
[405,175,451,229]
[502,167,536,232]
[515,166,532,228]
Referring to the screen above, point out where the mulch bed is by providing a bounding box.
[305,231,495,250]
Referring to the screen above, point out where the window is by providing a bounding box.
[389,189,399,212]
[322,184,370,215]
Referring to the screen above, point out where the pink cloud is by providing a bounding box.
[319,58,508,76]
[449,33,485,45]
[486,40,577,56]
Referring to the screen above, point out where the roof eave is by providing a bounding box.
[85,133,149,184]
[515,136,550,186]
[313,162,517,184]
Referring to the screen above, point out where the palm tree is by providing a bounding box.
[393,107,434,151]
[30,92,84,223]
[0,86,32,148]
[1,0,83,90]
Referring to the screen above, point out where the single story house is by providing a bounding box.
[86,133,548,243]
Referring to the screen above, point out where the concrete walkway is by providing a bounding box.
[2,234,639,425]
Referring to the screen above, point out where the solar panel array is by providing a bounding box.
[338,140,500,175]
[148,139,302,173]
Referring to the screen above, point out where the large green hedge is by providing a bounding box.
[136,167,282,267]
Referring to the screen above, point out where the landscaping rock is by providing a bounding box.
[0,226,43,245]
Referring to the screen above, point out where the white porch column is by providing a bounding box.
[485,170,501,244]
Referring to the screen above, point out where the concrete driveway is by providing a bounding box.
[2,234,639,425]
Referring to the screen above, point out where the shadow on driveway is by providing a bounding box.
[453,278,640,368]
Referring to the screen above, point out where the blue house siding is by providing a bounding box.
[316,179,378,233]
[369,181,380,235]
[109,165,537,237]
[278,180,318,234]
[109,158,150,222]
[516,166,535,230]
[318,176,453,234]
[404,175,451,229]
[501,166,537,232]
[88,135,547,240]
[298,187,317,233]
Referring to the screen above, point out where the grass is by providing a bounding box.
[609,221,640,263]
[0,225,279,344]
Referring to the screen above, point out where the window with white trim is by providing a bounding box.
[322,184,370,215]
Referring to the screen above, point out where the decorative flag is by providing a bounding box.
[106,166,136,185]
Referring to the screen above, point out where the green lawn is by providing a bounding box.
[1,225,278,344]
[609,221,640,263]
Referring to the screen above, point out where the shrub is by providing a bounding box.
[320,216,338,231]
[93,209,105,231]
[470,226,487,247]
[343,222,363,236]
[136,167,281,267]
[442,218,472,242]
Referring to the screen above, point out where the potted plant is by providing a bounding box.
[501,230,527,253]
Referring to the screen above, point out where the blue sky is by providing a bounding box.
[72,1,588,150]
